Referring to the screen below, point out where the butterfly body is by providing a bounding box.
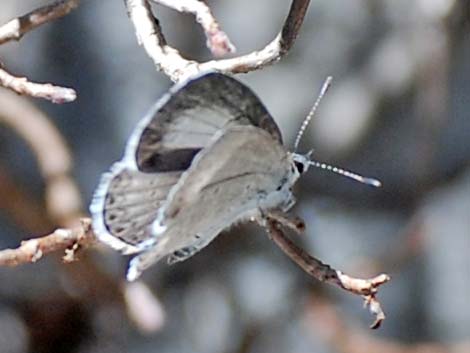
[90,72,310,280]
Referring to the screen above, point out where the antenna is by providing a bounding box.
[308,160,382,187]
[293,76,333,152]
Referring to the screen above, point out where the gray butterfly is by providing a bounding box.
[90,72,380,281]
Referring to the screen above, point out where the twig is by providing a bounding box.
[265,219,390,329]
[0,218,95,267]
[150,0,235,57]
[124,0,311,81]
[125,0,191,81]
[0,67,76,103]
[0,1,79,102]
[0,0,80,45]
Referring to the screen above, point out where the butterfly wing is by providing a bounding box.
[126,125,293,278]
[123,71,282,172]
[90,164,183,254]
[91,72,282,254]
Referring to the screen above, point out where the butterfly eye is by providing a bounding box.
[294,161,305,174]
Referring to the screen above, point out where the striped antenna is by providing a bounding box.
[308,160,382,187]
[293,76,333,152]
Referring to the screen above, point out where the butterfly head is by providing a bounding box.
[291,152,311,177]
[289,150,381,187]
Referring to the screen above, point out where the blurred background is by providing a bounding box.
[0,0,469,352]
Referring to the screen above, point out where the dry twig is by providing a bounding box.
[0,0,79,103]
[0,218,95,267]
[0,67,76,103]
[0,0,79,45]
[266,219,390,329]
[125,0,311,81]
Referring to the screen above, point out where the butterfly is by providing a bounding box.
[90,72,380,281]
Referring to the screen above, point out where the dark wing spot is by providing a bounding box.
[137,148,201,172]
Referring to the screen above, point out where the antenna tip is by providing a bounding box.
[366,178,382,188]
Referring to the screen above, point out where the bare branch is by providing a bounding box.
[0,0,80,45]
[0,1,79,102]
[150,0,235,57]
[280,0,311,53]
[124,0,311,81]
[0,218,95,267]
[265,218,390,329]
[125,0,194,81]
[0,67,76,103]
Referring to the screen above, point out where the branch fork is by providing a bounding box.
[125,0,311,81]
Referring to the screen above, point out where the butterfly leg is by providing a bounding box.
[264,210,305,234]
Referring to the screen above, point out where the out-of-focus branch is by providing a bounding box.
[124,0,311,81]
[0,218,95,267]
[0,0,79,45]
[266,219,390,329]
[150,0,235,57]
[0,67,76,103]
[0,90,82,225]
[123,281,166,333]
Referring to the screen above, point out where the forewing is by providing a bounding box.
[124,72,282,172]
